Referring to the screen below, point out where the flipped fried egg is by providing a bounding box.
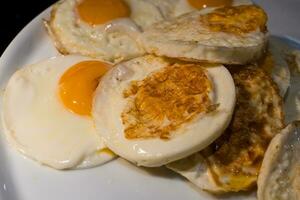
[259,37,291,98]
[168,66,284,192]
[283,49,300,123]
[258,121,300,200]
[140,5,268,64]
[92,55,236,167]
[2,55,116,170]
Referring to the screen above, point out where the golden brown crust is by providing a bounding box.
[202,66,284,192]
[201,5,268,35]
[285,51,300,75]
[121,64,216,140]
[44,2,70,55]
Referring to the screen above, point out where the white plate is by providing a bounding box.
[0,1,300,200]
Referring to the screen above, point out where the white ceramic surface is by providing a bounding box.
[0,1,299,200]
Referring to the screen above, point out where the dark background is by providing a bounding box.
[0,0,56,54]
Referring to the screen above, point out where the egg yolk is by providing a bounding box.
[122,64,216,140]
[97,148,115,156]
[201,5,267,35]
[59,61,110,116]
[188,0,233,9]
[77,0,130,26]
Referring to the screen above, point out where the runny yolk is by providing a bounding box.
[77,0,130,26]
[59,61,111,116]
[188,0,233,9]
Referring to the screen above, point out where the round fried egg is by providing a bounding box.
[140,5,268,65]
[258,121,300,200]
[92,55,236,167]
[45,0,173,63]
[285,50,300,123]
[259,37,291,98]
[168,66,284,193]
[2,55,116,170]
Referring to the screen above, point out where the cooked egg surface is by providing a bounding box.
[140,5,268,64]
[258,121,300,200]
[92,55,236,167]
[2,55,115,170]
[205,66,283,192]
[284,50,300,123]
[45,0,172,63]
[168,66,284,193]
[258,38,290,98]
[147,0,252,19]
[201,5,267,35]
[167,152,221,192]
[122,64,214,140]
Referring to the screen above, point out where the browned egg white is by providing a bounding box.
[203,66,284,191]
[122,64,216,140]
[201,5,267,35]
[259,52,275,75]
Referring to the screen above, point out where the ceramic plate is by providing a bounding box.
[0,1,299,200]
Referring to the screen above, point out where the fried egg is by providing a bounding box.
[259,37,291,97]
[168,66,284,192]
[140,5,268,65]
[45,0,170,63]
[92,55,236,167]
[151,0,253,18]
[257,121,300,200]
[172,0,253,17]
[284,50,300,123]
[2,55,116,170]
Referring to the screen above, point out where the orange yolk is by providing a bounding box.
[188,0,233,9]
[77,0,130,26]
[59,61,111,116]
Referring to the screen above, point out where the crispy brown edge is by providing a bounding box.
[43,1,70,55]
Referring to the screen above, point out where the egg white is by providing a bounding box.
[257,121,300,200]
[45,0,173,63]
[2,55,116,170]
[285,50,300,123]
[140,5,267,65]
[92,55,236,167]
[172,0,253,18]
[167,64,285,193]
[143,0,253,20]
[266,37,291,97]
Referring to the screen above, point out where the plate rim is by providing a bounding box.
[0,3,300,200]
